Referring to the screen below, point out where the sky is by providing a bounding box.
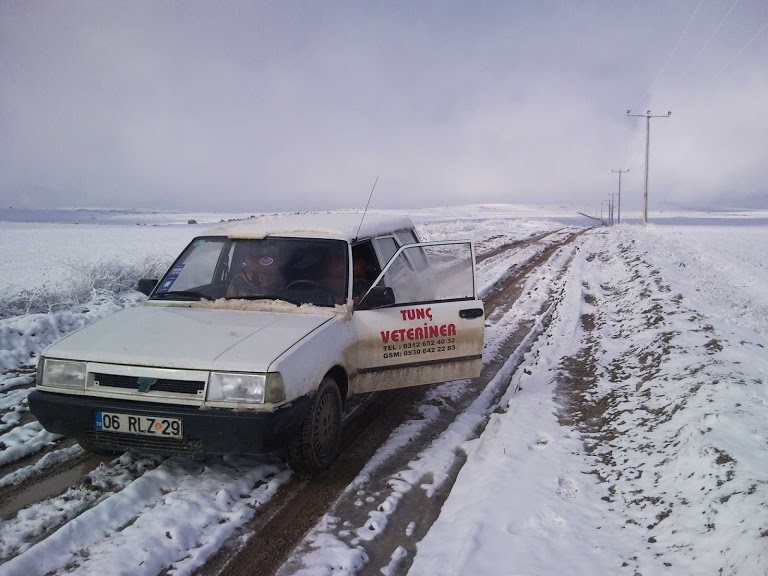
[1,1,767,213]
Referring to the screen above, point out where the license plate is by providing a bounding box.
[95,411,183,438]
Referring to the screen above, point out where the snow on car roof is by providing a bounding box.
[203,212,415,241]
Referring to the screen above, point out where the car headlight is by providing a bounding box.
[41,359,87,389]
[207,372,285,404]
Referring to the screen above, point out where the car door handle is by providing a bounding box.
[459,308,484,319]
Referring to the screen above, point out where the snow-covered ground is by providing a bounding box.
[1,206,767,575]
[0,204,572,295]
[408,224,768,575]
[0,222,193,294]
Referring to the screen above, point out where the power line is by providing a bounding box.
[622,1,702,172]
[644,0,705,97]
[619,1,759,224]
[680,0,742,80]
[712,16,768,79]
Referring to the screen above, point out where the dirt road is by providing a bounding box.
[0,228,586,575]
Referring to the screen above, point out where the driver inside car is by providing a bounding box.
[226,248,285,298]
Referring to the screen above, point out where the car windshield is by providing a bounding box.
[152,237,349,307]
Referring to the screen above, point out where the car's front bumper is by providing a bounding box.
[28,390,311,456]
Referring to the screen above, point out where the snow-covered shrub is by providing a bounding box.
[0,255,171,320]
[0,256,172,387]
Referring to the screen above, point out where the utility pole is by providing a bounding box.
[627,110,671,224]
[600,200,608,223]
[612,169,629,224]
[607,193,616,225]
[609,193,617,225]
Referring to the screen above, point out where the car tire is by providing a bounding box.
[285,376,342,476]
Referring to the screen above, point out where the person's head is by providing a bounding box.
[254,254,280,283]
[245,245,281,283]
[242,253,260,275]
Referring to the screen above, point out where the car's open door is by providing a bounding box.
[352,241,484,394]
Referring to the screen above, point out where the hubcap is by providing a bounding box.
[313,392,338,458]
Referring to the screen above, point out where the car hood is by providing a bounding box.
[45,304,334,372]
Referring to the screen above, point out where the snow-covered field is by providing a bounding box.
[0,205,577,295]
[1,205,767,575]
[409,224,768,575]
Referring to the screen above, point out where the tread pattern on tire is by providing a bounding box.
[285,376,342,476]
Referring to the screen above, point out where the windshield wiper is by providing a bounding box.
[151,290,214,301]
[225,294,302,306]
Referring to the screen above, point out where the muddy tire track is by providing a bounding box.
[475,230,559,263]
[0,229,584,575]
[552,230,763,575]
[210,231,586,576]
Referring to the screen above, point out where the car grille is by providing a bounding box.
[83,430,204,455]
[93,373,205,395]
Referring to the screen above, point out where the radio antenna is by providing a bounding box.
[354,176,378,242]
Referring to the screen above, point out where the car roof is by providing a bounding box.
[203,212,415,242]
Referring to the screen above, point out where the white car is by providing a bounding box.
[30,213,485,474]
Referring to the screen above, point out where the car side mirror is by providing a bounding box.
[357,286,395,310]
[137,278,158,296]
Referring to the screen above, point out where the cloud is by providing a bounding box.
[1,1,766,211]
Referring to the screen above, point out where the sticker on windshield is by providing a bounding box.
[193,239,206,247]
[156,277,177,293]
[172,263,185,272]
[157,271,181,293]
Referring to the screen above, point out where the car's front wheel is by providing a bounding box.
[285,376,342,476]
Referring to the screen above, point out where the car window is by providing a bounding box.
[351,241,380,303]
[156,239,227,294]
[395,230,419,246]
[366,242,475,306]
[153,237,348,306]
[393,229,428,271]
[375,236,399,266]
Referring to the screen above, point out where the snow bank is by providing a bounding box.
[0,290,146,392]
[411,225,768,576]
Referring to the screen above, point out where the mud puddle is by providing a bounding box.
[0,452,107,519]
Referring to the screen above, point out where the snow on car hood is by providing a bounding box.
[44,305,334,372]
